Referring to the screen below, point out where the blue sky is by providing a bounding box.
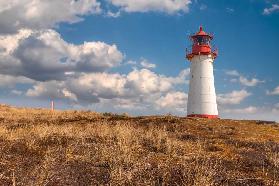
[0,0,278,120]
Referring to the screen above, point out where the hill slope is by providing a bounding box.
[0,105,278,185]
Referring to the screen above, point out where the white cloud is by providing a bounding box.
[226,70,240,76]
[263,4,279,15]
[126,60,137,65]
[69,72,127,102]
[26,68,189,108]
[176,68,191,84]
[108,0,191,14]
[0,25,190,114]
[0,29,33,54]
[239,76,264,87]
[217,89,251,105]
[0,0,101,34]
[26,81,78,102]
[266,86,279,95]
[0,74,34,88]
[0,29,124,81]
[26,81,66,99]
[140,59,156,69]
[126,69,171,94]
[62,88,78,102]
[106,11,121,18]
[155,91,187,110]
[225,69,264,87]
[125,68,188,94]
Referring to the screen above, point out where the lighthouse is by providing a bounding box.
[186,26,218,119]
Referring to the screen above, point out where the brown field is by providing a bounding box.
[0,104,278,186]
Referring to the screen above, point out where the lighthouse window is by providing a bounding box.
[195,36,210,45]
[196,36,203,44]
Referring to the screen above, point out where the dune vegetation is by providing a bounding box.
[0,104,278,185]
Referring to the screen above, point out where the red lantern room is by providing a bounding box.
[186,26,218,60]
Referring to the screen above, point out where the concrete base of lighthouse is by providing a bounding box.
[187,54,218,118]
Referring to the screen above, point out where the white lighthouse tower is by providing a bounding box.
[186,26,218,119]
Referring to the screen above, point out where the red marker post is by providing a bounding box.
[51,101,54,111]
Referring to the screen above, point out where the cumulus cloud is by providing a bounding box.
[0,0,194,33]
[0,74,34,88]
[217,89,251,105]
[225,69,264,87]
[140,59,156,69]
[263,4,279,15]
[0,29,124,81]
[26,82,78,102]
[266,86,279,95]
[239,76,264,87]
[0,26,190,114]
[0,29,33,54]
[0,0,101,34]
[26,69,189,109]
[0,0,194,115]
[108,0,191,14]
[126,69,174,94]
[106,11,121,18]
[26,81,65,98]
[124,68,189,95]
[155,91,187,111]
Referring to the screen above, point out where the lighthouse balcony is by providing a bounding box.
[186,48,218,60]
[192,44,211,54]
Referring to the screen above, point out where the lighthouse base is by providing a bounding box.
[187,114,219,119]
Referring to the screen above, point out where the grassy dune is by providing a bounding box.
[0,104,278,185]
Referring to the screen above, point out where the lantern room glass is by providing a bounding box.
[194,36,210,45]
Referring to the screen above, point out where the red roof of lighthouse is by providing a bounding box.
[191,26,213,39]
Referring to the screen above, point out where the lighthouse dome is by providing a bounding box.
[192,26,213,38]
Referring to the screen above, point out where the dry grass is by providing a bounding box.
[0,104,278,185]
